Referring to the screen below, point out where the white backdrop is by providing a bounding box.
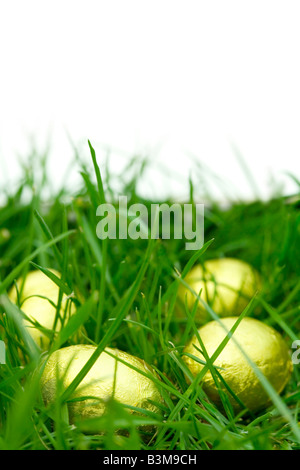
[0,0,300,202]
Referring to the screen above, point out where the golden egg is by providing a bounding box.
[183,316,293,412]
[40,345,162,426]
[8,269,76,349]
[177,258,261,324]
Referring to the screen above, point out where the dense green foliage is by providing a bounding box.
[0,143,299,450]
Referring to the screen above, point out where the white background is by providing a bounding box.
[0,0,300,202]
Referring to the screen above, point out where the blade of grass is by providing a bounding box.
[0,230,76,295]
[87,140,107,342]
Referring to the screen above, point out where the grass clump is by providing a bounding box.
[0,141,299,450]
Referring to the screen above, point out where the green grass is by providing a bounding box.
[0,141,300,450]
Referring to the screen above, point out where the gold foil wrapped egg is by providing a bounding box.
[177,258,261,324]
[8,269,76,349]
[183,317,293,412]
[40,345,162,426]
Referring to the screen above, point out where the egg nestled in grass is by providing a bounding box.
[40,345,162,427]
[177,258,261,324]
[183,316,293,412]
[8,269,76,349]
